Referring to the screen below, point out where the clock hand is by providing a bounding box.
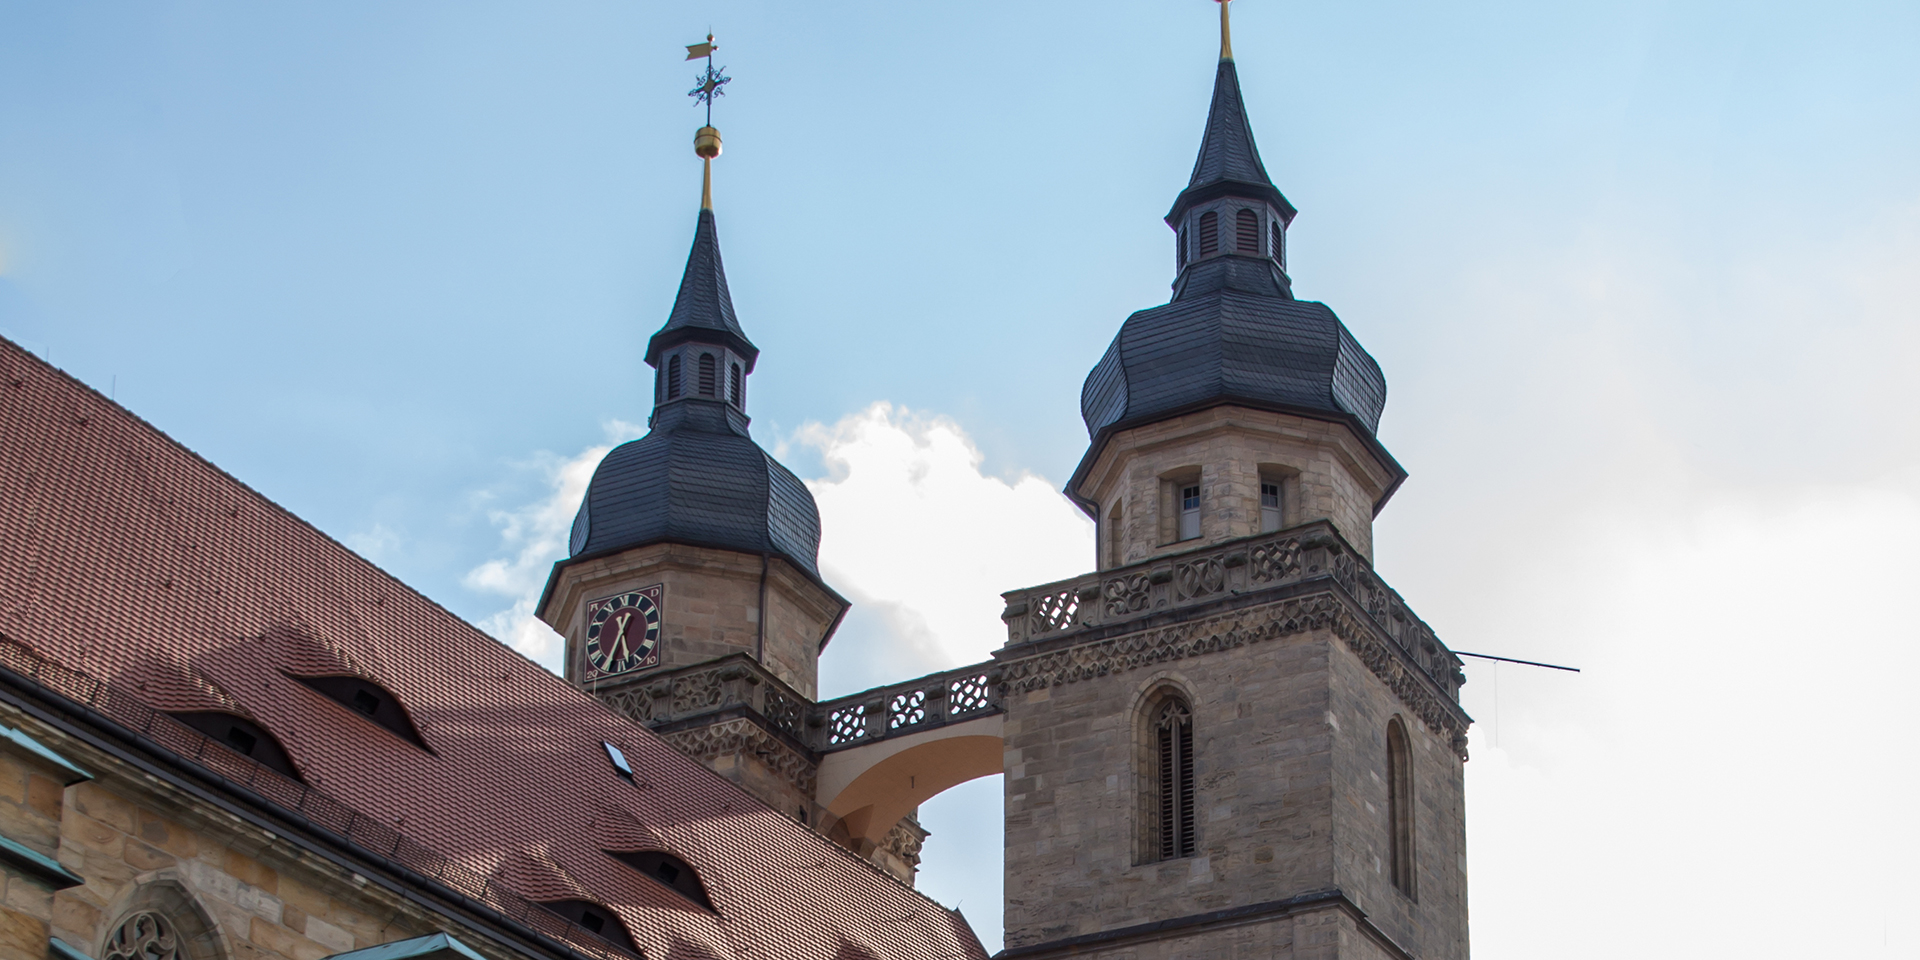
[612,613,632,662]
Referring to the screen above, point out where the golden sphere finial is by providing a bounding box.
[694,126,723,160]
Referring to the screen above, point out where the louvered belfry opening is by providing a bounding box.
[697,354,718,396]
[729,363,743,407]
[666,355,682,399]
[1271,221,1284,266]
[1177,226,1188,268]
[1197,210,1219,257]
[1235,209,1259,253]
[1155,698,1196,860]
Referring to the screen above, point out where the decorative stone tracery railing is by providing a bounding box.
[593,655,1002,754]
[811,663,1002,752]
[997,520,1465,701]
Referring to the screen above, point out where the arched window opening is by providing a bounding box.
[697,354,717,396]
[293,675,432,751]
[1235,209,1259,253]
[100,883,224,960]
[1177,226,1188,268]
[1259,480,1283,534]
[170,712,300,779]
[540,900,643,956]
[666,355,682,399]
[1388,718,1416,897]
[608,849,716,910]
[729,363,742,407]
[1271,221,1284,266]
[1154,698,1196,860]
[1197,211,1219,257]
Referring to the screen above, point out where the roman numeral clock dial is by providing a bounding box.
[583,586,663,678]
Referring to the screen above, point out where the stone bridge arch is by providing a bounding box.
[810,665,1005,857]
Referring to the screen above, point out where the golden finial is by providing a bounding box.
[1217,0,1234,62]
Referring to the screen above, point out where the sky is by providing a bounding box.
[3,0,1919,956]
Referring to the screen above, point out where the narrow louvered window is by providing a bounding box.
[1177,227,1188,268]
[698,354,717,396]
[729,363,742,407]
[667,355,682,399]
[1198,211,1219,257]
[1272,221,1284,265]
[1155,699,1196,860]
[1236,209,1259,253]
[1388,718,1417,897]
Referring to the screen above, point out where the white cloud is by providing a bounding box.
[465,420,643,671]
[342,523,402,565]
[792,402,1095,674]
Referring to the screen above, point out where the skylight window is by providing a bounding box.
[604,741,634,780]
[293,675,432,751]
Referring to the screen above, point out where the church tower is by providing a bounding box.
[995,4,1471,958]
[538,119,849,827]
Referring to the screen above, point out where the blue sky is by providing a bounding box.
[4,1,1919,957]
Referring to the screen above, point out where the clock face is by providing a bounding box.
[584,586,663,677]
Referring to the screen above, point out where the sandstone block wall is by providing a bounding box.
[1002,625,1339,948]
[1074,407,1397,569]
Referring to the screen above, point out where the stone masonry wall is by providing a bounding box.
[1001,620,1339,949]
[0,707,533,960]
[1327,641,1468,960]
[1075,407,1395,569]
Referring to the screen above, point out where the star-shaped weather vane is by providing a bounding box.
[685,34,730,126]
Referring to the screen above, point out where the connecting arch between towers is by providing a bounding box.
[814,713,1005,854]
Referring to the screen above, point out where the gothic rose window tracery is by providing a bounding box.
[104,911,183,960]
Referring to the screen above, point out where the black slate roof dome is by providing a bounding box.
[563,207,825,579]
[1078,56,1391,465]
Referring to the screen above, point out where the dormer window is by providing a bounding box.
[171,713,301,779]
[698,354,717,396]
[293,675,432,751]
[666,355,682,399]
[541,900,643,955]
[1235,209,1258,253]
[608,849,716,910]
[1197,211,1219,257]
[1179,484,1201,540]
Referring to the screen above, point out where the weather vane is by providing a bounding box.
[685,34,730,127]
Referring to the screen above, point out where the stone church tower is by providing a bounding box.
[993,4,1472,959]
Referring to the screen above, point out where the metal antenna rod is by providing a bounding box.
[1453,651,1581,673]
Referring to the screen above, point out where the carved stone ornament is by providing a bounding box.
[660,716,819,795]
[998,592,1471,758]
[104,911,183,960]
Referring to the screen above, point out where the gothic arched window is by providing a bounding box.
[1235,209,1259,253]
[698,354,717,396]
[1388,717,1416,897]
[1154,698,1196,860]
[105,912,185,960]
[667,355,682,399]
[1198,211,1219,257]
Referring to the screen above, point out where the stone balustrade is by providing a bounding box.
[998,520,1465,701]
[810,663,1002,752]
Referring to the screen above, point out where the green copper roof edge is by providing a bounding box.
[0,833,84,889]
[321,933,487,960]
[0,725,92,785]
[50,936,96,960]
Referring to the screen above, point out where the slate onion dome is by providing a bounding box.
[1071,2,1404,515]
[563,126,827,581]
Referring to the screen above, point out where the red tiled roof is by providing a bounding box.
[0,337,988,960]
